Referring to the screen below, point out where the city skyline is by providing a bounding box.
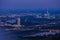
[0,0,60,40]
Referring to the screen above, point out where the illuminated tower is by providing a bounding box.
[44,9,50,19]
[46,9,50,19]
[17,18,21,26]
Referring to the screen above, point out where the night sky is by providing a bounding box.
[0,0,60,10]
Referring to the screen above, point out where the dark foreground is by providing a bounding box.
[0,27,60,40]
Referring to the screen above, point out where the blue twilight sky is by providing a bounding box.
[0,0,60,10]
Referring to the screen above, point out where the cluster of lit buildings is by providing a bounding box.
[0,10,60,27]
